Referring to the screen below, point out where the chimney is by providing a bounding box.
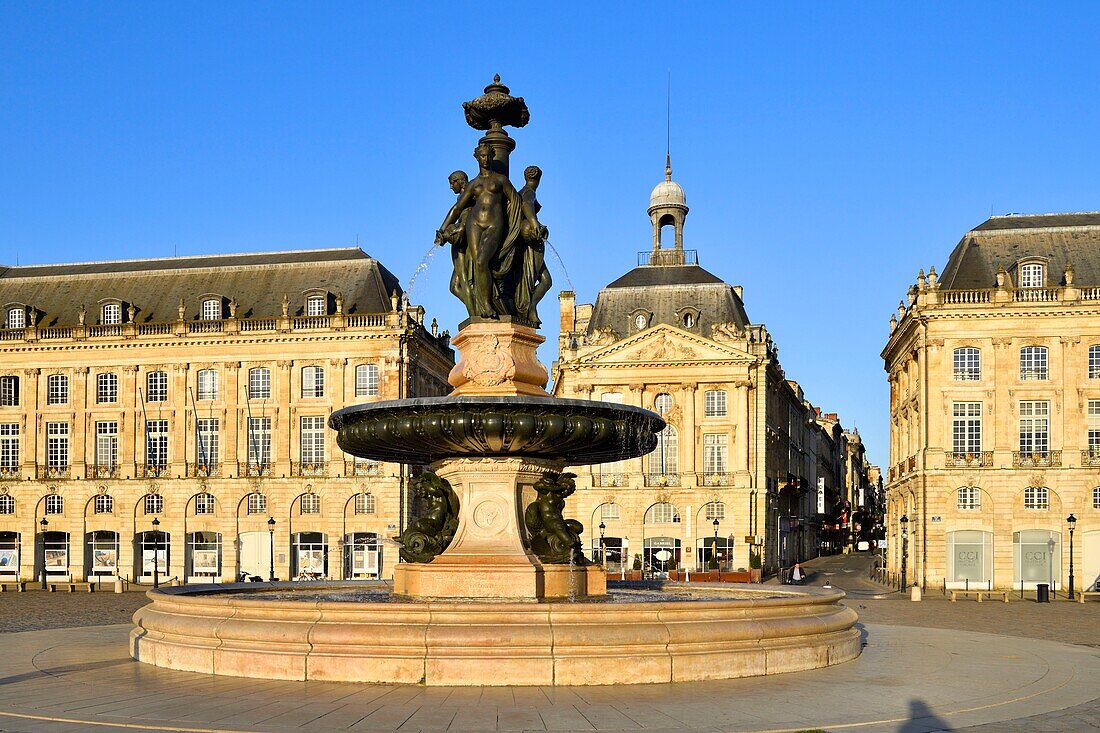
[559,291,576,333]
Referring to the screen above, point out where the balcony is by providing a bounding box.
[1012,451,1061,468]
[137,463,171,479]
[36,465,70,480]
[245,462,272,477]
[351,460,384,477]
[944,452,993,468]
[644,472,681,487]
[1082,449,1100,467]
[592,472,627,487]
[186,462,221,478]
[696,472,734,487]
[86,464,120,479]
[0,466,19,481]
[292,461,327,477]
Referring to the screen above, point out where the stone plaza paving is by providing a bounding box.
[0,564,1096,732]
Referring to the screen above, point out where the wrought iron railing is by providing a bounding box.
[186,462,221,478]
[644,472,681,487]
[944,451,993,468]
[696,472,734,486]
[292,461,327,477]
[1012,451,1061,467]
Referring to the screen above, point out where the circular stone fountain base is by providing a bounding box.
[130,582,860,686]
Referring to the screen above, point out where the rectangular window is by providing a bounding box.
[702,433,728,473]
[600,503,621,521]
[96,373,118,404]
[247,493,267,515]
[47,374,68,405]
[146,371,168,402]
[95,421,118,468]
[953,348,981,381]
[704,390,727,417]
[0,376,19,406]
[300,416,325,464]
[355,364,379,397]
[0,424,19,469]
[196,418,219,467]
[248,368,271,400]
[1089,400,1100,455]
[145,419,168,467]
[7,307,24,329]
[1019,401,1050,455]
[1020,347,1048,380]
[248,417,272,467]
[302,367,324,398]
[951,402,982,455]
[195,493,215,515]
[300,493,321,515]
[201,299,221,320]
[46,422,69,469]
[956,487,980,510]
[102,303,121,325]
[196,370,218,401]
[306,296,326,316]
[1020,263,1044,288]
[1090,345,1100,380]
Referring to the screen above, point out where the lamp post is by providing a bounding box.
[899,514,909,590]
[1067,514,1077,600]
[713,517,720,573]
[39,517,48,590]
[598,521,606,567]
[267,517,276,582]
[151,517,161,588]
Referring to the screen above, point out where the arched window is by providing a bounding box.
[93,494,113,514]
[1019,346,1048,380]
[355,364,379,397]
[306,295,327,317]
[300,493,321,515]
[46,374,68,405]
[1023,487,1049,510]
[301,366,324,398]
[248,368,271,400]
[704,501,725,521]
[956,487,980,510]
[145,370,168,403]
[201,299,221,320]
[645,502,681,524]
[1089,345,1100,380]
[654,393,673,415]
[6,307,24,329]
[953,348,981,381]
[196,370,218,401]
[354,492,375,515]
[194,493,215,515]
[247,493,267,515]
[44,494,63,514]
[102,303,121,325]
[0,494,13,514]
[144,494,163,515]
[96,373,118,404]
[1019,263,1045,288]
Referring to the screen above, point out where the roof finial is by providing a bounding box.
[665,152,672,182]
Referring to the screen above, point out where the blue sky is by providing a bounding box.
[3,3,1100,467]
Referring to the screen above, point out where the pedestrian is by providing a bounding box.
[790,563,806,585]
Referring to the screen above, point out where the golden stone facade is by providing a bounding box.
[883,213,1100,593]
[0,248,453,584]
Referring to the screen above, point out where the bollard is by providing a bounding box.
[114,577,123,594]
[910,584,922,602]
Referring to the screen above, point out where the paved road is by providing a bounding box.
[0,588,148,633]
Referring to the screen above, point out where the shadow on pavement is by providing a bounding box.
[898,698,954,731]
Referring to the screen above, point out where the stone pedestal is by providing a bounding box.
[448,321,549,397]
[393,457,605,601]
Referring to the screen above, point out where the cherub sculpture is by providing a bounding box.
[524,472,587,565]
[393,471,460,563]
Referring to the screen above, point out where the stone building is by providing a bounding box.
[552,161,865,575]
[0,248,453,585]
[883,213,1100,593]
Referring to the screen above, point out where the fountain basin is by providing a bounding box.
[329,396,665,464]
[130,582,860,686]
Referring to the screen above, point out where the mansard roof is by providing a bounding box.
[0,247,401,326]
[939,212,1100,289]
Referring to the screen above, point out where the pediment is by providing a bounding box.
[577,324,755,365]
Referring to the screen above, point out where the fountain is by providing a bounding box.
[130,77,860,685]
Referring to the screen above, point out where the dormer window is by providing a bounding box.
[1019,263,1045,288]
[102,303,121,325]
[6,307,24,329]
[201,299,221,320]
[306,295,327,317]
[631,310,651,332]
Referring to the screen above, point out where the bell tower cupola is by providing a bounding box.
[647,153,689,265]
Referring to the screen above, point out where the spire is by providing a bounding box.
[665,152,672,182]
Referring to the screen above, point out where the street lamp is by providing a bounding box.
[1067,514,1077,600]
[267,517,276,582]
[712,517,720,573]
[899,514,909,590]
[39,517,48,590]
[598,521,606,567]
[151,517,161,588]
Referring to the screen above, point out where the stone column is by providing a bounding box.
[734,380,751,473]
[171,364,188,476]
[276,361,293,476]
[224,362,240,475]
[22,369,39,473]
[681,382,696,477]
[122,366,138,475]
[73,367,89,476]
